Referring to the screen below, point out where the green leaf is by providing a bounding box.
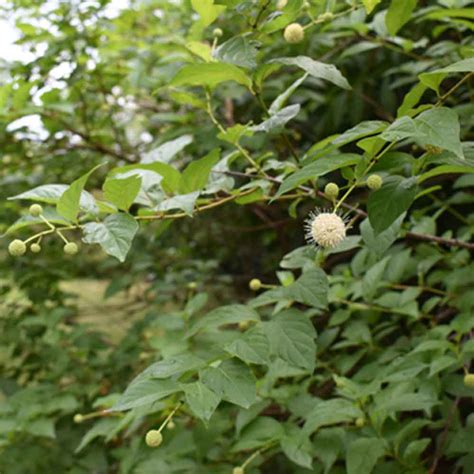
[82,213,139,262]
[367,176,417,234]
[269,73,308,115]
[4,208,70,235]
[332,121,388,147]
[180,149,220,193]
[276,154,361,197]
[284,268,329,309]
[191,0,225,26]
[251,104,300,133]
[142,135,193,164]
[362,0,382,13]
[170,63,252,90]
[362,256,390,301]
[57,164,103,222]
[112,378,181,411]
[225,325,270,365]
[136,353,207,380]
[281,427,313,469]
[103,175,142,211]
[304,399,363,435]
[76,418,119,452]
[232,417,284,451]
[346,438,386,474]
[419,58,474,94]
[183,381,221,422]
[418,165,474,183]
[397,82,427,117]
[201,358,256,408]
[361,214,405,257]
[187,304,260,337]
[264,309,317,372]
[214,35,258,69]
[385,0,417,36]
[272,56,351,90]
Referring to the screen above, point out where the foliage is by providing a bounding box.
[1,0,474,473]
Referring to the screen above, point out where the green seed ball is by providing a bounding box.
[239,320,250,331]
[464,373,474,389]
[324,182,339,199]
[284,23,305,44]
[233,467,245,474]
[249,278,262,291]
[30,243,42,254]
[8,239,27,257]
[302,1,311,10]
[73,414,84,424]
[29,204,43,217]
[367,174,383,190]
[355,417,365,428]
[213,28,223,38]
[145,429,163,448]
[318,11,334,21]
[63,242,79,255]
[167,420,175,430]
[276,0,287,9]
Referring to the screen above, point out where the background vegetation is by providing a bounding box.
[1,0,473,473]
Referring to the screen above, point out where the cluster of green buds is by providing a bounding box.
[7,204,80,257]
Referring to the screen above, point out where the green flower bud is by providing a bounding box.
[249,278,262,291]
[367,174,383,190]
[29,204,43,217]
[318,11,334,21]
[187,281,197,290]
[8,239,27,257]
[355,417,365,428]
[233,467,245,474]
[302,1,311,10]
[30,243,42,254]
[324,182,339,199]
[276,0,287,9]
[213,28,223,38]
[284,23,305,44]
[239,320,250,331]
[64,242,79,255]
[167,420,176,430]
[145,429,163,448]
[73,414,84,424]
[464,373,474,388]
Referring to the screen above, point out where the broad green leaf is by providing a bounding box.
[4,208,70,235]
[250,104,300,133]
[232,417,284,451]
[82,213,139,262]
[260,0,304,33]
[272,57,351,90]
[76,418,118,452]
[362,256,390,301]
[135,353,207,381]
[201,358,256,408]
[112,378,181,411]
[225,325,270,365]
[213,35,258,69]
[191,0,225,26]
[397,82,427,117]
[157,191,199,216]
[170,63,252,90]
[183,381,221,422]
[362,0,382,13]
[304,399,363,434]
[419,58,474,94]
[284,268,328,309]
[180,149,220,193]
[332,121,388,147]
[141,135,193,164]
[418,165,474,183]
[367,176,417,234]
[346,438,386,474]
[281,427,313,469]
[186,41,213,62]
[386,0,417,36]
[269,73,308,115]
[264,309,317,372]
[375,389,438,414]
[57,164,103,222]
[103,175,141,211]
[9,185,97,214]
[361,214,405,256]
[276,154,361,197]
[187,304,260,337]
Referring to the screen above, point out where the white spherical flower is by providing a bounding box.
[305,211,346,248]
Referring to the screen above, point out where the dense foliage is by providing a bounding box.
[1,0,474,473]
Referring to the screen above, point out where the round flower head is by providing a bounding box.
[367,174,383,190]
[64,242,79,255]
[213,28,223,38]
[167,420,175,430]
[324,182,339,199]
[464,373,474,388]
[284,23,305,43]
[249,278,262,291]
[355,417,365,428]
[305,211,347,248]
[145,429,163,447]
[233,467,245,474]
[29,204,43,217]
[276,0,288,9]
[9,239,27,257]
[73,414,84,424]
[318,11,334,21]
[30,243,41,254]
